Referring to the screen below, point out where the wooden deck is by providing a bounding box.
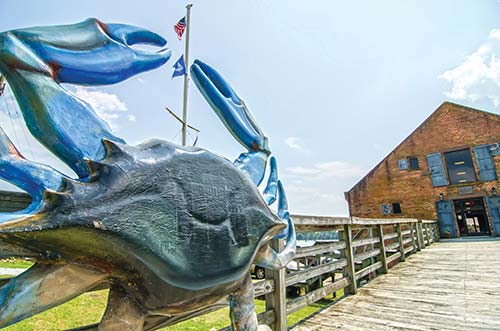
[292,238,500,331]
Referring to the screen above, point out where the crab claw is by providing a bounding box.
[0,19,172,179]
[191,60,270,185]
[254,181,296,269]
[5,18,171,85]
[262,157,278,205]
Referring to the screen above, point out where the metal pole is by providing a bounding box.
[182,4,193,146]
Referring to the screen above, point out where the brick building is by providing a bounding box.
[345,102,500,238]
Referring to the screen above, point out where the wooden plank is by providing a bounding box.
[416,222,425,249]
[396,223,406,262]
[342,224,357,295]
[352,236,380,248]
[377,224,388,274]
[423,223,431,246]
[265,239,287,331]
[386,251,402,264]
[385,241,400,251]
[401,229,412,236]
[286,259,347,287]
[292,215,350,232]
[403,245,415,255]
[295,241,346,259]
[383,232,399,240]
[351,217,418,225]
[355,261,383,280]
[286,278,349,315]
[402,238,412,246]
[353,248,381,264]
[421,219,438,224]
[410,223,418,253]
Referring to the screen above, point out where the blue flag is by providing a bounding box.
[172,55,186,79]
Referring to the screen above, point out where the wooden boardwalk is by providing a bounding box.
[292,238,500,331]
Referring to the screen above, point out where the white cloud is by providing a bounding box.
[440,29,500,107]
[284,136,306,150]
[73,86,134,130]
[287,161,366,178]
[282,160,367,216]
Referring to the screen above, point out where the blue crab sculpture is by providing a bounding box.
[0,19,295,330]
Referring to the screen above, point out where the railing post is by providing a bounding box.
[342,223,357,295]
[410,222,417,253]
[416,220,425,249]
[377,224,388,274]
[396,223,406,262]
[265,239,287,331]
[424,223,430,246]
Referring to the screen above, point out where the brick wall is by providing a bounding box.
[346,102,500,222]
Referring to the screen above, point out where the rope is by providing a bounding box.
[171,128,182,143]
[2,85,34,158]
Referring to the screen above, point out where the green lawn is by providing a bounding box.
[0,259,342,330]
[3,289,341,331]
[0,258,33,269]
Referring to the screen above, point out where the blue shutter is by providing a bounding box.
[473,145,497,182]
[427,153,448,187]
[436,200,457,238]
[486,196,500,236]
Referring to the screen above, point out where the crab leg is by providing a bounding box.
[254,181,296,269]
[0,127,64,224]
[0,19,170,179]
[99,285,146,331]
[191,60,270,186]
[0,263,107,329]
[229,275,271,331]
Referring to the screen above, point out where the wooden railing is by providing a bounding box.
[1,216,440,331]
[257,216,440,331]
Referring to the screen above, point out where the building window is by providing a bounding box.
[444,149,477,185]
[409,157,419,170]
[399,157,419,170]
[381,204,392,215]
[398,159,408,170]
[392,203,402,214]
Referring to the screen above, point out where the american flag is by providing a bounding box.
[173,17,186,40]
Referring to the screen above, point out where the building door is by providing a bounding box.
[436,200,457,238]
[453,198,490,236]
[486,196,500,236]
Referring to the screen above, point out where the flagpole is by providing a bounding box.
[181,4,193,146]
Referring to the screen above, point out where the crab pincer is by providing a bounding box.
[191,59,270,186]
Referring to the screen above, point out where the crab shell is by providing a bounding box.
[0,139,285,311]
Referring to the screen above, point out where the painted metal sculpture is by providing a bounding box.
[0,19,295,330]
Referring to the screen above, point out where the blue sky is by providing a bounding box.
[0,1,499,216]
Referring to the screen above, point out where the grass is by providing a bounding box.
[0,258,33,269]
[0,260,343,329]
[4,290,108,331]
[3,289,342,331]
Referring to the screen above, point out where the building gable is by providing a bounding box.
[346,102,500,219]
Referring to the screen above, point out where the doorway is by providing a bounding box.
[453,198,490,236]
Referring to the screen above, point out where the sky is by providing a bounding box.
[0,1,499,216]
